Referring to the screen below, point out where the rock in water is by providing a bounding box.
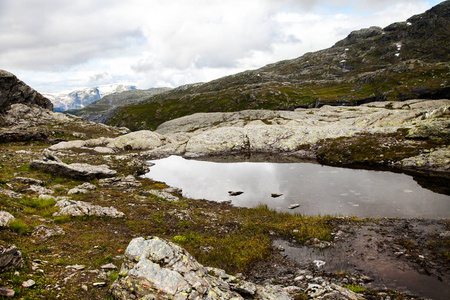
[110,236,291,300]
[228,191,244,196]
[289,204,300,209]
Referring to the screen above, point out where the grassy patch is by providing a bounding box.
[8,219,32,235]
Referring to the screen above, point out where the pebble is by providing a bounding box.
[101,263,117,270]
[289,204,300,209]
[93,282,106,287]
[22,279,36,288]
[66,264,85,270]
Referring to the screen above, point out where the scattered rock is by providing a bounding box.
[0,187,22,199]
[12,177,45,186]
[111,236,291,300]
[101,263,117,270]
[21,279,35,288]
[77,183,97,190]
[30,151,116,180]
[32,225,65,240]
[146,189,179,202]
[24,184,54,195]
[66,265,85,271]
[53,198,124,218]
[271,193,283,198]
[98,175,141,188]
[0,286,14,297]
[0,244,24,272]
[0,211,15,227]
[289,204,300,209]
[306,238,333,249]
[229,191,244,196]
[68,187,89,195]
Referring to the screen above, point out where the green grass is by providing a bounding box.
[8,219,32,235]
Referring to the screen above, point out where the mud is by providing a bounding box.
[248,218,450,299]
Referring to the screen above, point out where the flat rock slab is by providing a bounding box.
[53,198,124,218]
[0,244,24,272]
[30,151,116,180]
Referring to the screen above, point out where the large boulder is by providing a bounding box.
[0,70,53,113]
[110,236,291,300]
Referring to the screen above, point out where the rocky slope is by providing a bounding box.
[45,84,136,112]
[107,1,450,131]
[1,72,449,299]
[73,87,172,124]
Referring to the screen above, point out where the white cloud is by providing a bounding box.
[0,0,442,93]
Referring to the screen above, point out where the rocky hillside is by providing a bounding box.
[0,70,53,114]
[1,72,449,299]
[73,87,172,124]
[108,1,450,131]
[45,84,136,112]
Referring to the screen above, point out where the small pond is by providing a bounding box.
[144,155,450,219]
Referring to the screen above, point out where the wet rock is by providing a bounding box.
[53,197,124,218]
[0,244,24,272]
[110,236,291,300]
[32,225,65,240]
[289,204,300,209]
[306,238,333,249]
[30,151,116,180]
[271,193,283,198]
[0,211,15,227]
[98,175,141,188]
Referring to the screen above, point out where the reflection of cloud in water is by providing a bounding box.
[144,156,450,219]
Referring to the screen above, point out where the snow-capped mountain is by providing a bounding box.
[45,84,136,112]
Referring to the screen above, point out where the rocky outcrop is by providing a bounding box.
[0,70,53,113]
[53,197,124,218]
[30,151,116,180]
[48,130,164,152]
[0,244,23,272]
[110,236,291,300]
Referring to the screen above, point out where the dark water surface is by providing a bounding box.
[144,155,450,219]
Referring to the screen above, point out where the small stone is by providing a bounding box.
[0,286,14,297]
[93,282,106,287]
[22,279,35,288]
[101,263,117,270]
[66,265,85,270]
[271,193,283,198]
[81,284,88,291]
[289,204,300,209]
[0,211,15,227]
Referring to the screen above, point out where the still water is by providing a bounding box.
[144,155,450,219]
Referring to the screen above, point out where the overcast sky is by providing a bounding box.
[0,0,443,93]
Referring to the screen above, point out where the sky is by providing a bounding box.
[0,0,444,94]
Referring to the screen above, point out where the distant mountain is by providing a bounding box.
[45,84,136,112]
[108,1,450,131]
[74,87,172,123]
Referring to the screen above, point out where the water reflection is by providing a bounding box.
[144,156,450,218]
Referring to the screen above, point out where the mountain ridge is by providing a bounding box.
[106,1,450,131]
[45,84,137,112]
